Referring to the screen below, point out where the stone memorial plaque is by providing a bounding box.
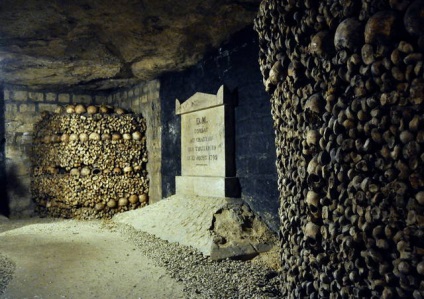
[175,86,239,197]
[181,106,226,177]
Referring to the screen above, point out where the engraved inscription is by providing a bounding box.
[180,104,226,177]
[176,86,238,197]
[186,116,219,166]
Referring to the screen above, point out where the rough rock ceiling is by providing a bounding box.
[0,0,260,91]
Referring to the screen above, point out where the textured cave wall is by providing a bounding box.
[160,26,279,232]
[2,88,102,216]
[0,86,8,216]
[2,82,160,217]
[255,0,424,298]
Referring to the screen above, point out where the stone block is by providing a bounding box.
[175,86,238,198]
[29,92,44,102]
[5,103,18,113]
[5,121,22,134]
[147,91,159,103]
[58,93,71,103]
[131,97,141,111]
[134,86,141,96]
[147,80,160,93]
[4,112,16,123]
[141,94,148,103]
[4,90,11,101]
[153,79,160,90]
[46,92,57,102]
[19,103,36,113]
[38,103,59,112]
[108,95,116,106]
[177,87,235,177]
[15,122,35,133]
[74,94,92,104]
[94,95,106,104]
[13,90,28,101]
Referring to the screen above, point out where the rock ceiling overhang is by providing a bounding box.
[0,0,260,91]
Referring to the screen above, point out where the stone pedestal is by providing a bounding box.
[175,85,239,197]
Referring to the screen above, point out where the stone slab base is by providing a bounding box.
[175,176,240,198]
[113,195,276,260]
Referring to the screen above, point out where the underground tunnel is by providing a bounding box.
[0,0,424,298]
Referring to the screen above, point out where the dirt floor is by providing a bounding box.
[0,216,282,299]
[0,217,185,299]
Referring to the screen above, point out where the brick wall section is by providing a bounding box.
[2,87,97,216]
[5,89,49,216]
[160,27,279,231]
[0,86,8,216]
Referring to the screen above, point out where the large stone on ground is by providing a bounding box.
[113,195,277,260]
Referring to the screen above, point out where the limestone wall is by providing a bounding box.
[0,87,7,215]
[107,81,162,204]
[3,88,72,216]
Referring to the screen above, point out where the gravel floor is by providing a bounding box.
[0,254,15,296]
[113,222,283,298]
[0,218,282,298]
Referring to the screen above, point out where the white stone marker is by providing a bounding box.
[175,85,240,197]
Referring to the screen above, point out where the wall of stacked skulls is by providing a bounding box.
[31,104,149,219]
[3,81,160,217]
[255,0,423,298]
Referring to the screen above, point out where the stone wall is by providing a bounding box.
[0,86,8,216]
[106,81,162,204]
[2,80,161,217]
[160,27,279,231]
[3,87,96,216]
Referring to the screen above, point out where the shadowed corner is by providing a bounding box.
[0,158,10,217]
[0,85,10,217]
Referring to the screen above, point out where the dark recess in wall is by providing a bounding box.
[160,26,279,231]
[0,85,10,216]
